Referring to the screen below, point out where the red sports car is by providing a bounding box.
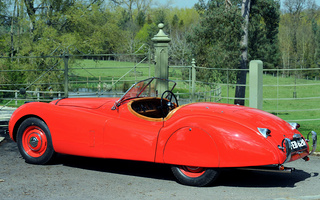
[8,77,317,186]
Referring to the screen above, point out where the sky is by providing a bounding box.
[164,0,320,9]
[158,0,198,8]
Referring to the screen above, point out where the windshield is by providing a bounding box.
[112,77,176,109]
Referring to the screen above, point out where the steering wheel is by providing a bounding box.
[160,90,179,117]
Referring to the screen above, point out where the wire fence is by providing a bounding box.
[0,53,152,104]
[262,68,320,122]
[0,54,223,107]
[1,53,320,125]
[168,63,320,123]
[168,65,222,104]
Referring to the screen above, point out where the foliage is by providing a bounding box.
[1,0,320,98]
[249,0,280,69]
[188,0,281,85]
[279,0,320,78]
[188,0,243,83]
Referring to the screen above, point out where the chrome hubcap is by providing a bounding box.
[29,137,39,148]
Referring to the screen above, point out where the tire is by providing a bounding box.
[171,165,219,186]
[17,117,55,164]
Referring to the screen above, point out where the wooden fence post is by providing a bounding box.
[152,23,171,95]
[249,60,263,109]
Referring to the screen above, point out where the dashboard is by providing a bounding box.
[130,98,170,118]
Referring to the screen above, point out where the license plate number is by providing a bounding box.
[291,138,307,151]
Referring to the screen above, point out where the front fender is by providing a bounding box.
[160,127,220,167]
[8,102,107,158]
[8,103,42,141]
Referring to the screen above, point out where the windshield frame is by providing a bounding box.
[111,77,176,110]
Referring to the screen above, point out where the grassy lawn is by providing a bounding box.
[70,59,154,79]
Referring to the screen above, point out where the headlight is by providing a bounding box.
[257,128,271,138]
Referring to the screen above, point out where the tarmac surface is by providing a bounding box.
[1,132,320,200]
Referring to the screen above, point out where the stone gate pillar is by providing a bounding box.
[152,23,171,95]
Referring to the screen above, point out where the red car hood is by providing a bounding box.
[51,98,118,109]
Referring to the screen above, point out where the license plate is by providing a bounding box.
[291,138,307,151]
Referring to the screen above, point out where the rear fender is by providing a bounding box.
[162,127,220,167]
[157,115,282,168]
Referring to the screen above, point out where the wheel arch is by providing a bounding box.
[12,115,46,142]
[162,126,220,168]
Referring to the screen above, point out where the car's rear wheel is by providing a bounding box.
[17,117,55,164]
[171,165,219,186]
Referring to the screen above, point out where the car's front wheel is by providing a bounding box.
[17,117,55,164]
[171,165,219,186]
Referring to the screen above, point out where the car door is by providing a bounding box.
[103,104,164,162]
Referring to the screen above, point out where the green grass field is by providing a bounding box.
[70,59,154,79]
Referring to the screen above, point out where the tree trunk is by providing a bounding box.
[11,0,17,58]
[24,0,37,34]
[234,0,251,105]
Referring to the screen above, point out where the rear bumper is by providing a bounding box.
[281,131,317,164]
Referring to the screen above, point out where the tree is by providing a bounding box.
[235,0,280,104]
[117,9,132,30]
[2,0,127,93]
[234,0,252,105]
[189,0,243,84]
[282,0,306,69]
[169,32,192,66]
[0,0,12,55]
[110,0,153,21]
[279,0,320,80]
[153,8,167,25]
[189,0,281,105]
[136,10,146,28]
[171,14,179,28]
[249,0,280,69]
